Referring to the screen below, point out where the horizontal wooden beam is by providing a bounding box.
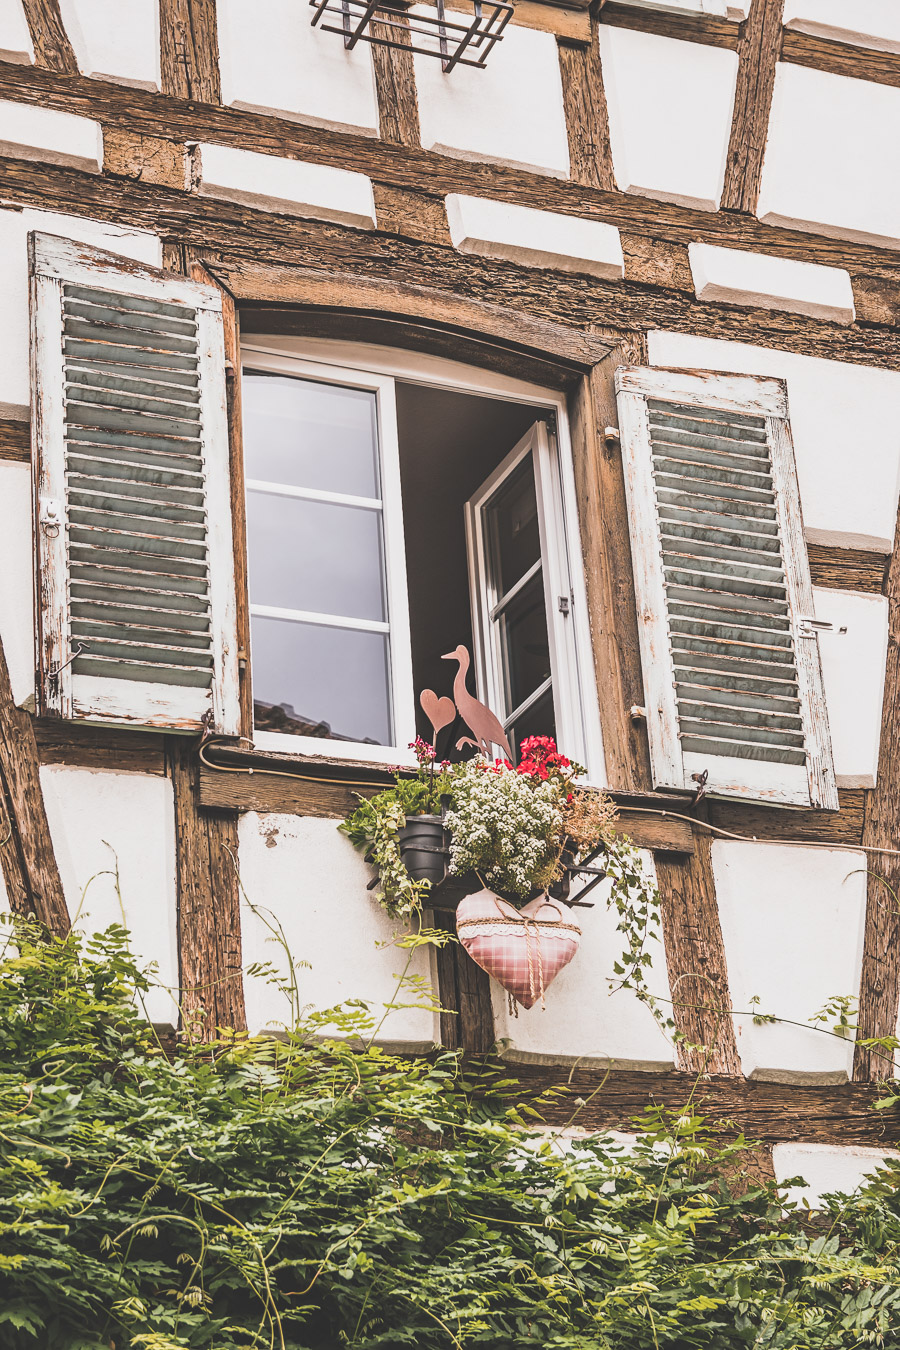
[504,1062,900,1147]
[600,2,741,50]
[708,789,866,847]
[3,60,900,287]
[197,759,695,853]
[0,419,29,464]
[807,543,888,595]
[33,720,167,775]
[782,28,900,91]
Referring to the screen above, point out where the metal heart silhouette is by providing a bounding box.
[456,890,581,1010]
[420,689,456,738]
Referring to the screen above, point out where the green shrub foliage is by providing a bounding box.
[2,919,900,1348]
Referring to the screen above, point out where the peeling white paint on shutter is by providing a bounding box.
[30,232,240,734]
[615,365,838,809]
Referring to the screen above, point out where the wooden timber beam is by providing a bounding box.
[501,1062,900,1148]
[781,29,900,92]
[721,0,784,215]
[854,499,900,1082]
[656,819,742,1076]
[169,739,247,1039]
[6,62,900,285]
[558,15,617,192]
[0,634,69,933]
[20,0,77,73]
[599,2,740,50]
[158,0,221,104]
[371,14,420,148]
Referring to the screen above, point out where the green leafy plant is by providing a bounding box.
[4,917,900,1348]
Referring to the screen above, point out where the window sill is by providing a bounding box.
[197,739,696,854]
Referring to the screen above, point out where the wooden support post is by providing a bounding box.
[371,15,421,148]
[720,0,784,214]
[433,910,494,1054]
[169,738,247,1038]
[558,19,617,193]
[0,633,69,933]
[568,339,653,794]
[21,0,78,73]
[656,821,742,1076]
[855,517,900,1081]
[159,0,222,103]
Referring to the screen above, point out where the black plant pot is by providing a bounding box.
[397,814,449,885]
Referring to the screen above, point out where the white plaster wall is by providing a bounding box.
[40,766,179,1028]
[493,854,674,1070]
[774,1143,900,1210]
[713,842,867,1083]
[415,21,570,178]
[782,1,900,55]
[813,588,888,789]
[758,63,900,249]
[0,1,34,63]
[648,330,900,553]
[0,207,160,421]
[58,0,161,89]
[238,813,439,1046]
[598,26,738,211]
[217,0,378,135]
[0,460,34,710]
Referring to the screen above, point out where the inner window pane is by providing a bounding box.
[247,491,386,623]
[499,570,551,713]
[485,455,541,597]
[243,372,380,498]
[508,686,556,762]
[251,614,392,746]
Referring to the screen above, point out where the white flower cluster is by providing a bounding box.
[444,759,563,899]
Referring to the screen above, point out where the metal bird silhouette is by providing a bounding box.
[441,644,515,764]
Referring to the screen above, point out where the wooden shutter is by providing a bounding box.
[30,232,240,734]
[615,365,837,810]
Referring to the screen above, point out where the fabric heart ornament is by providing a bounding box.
[456,889,581,1010]
[420,689,456,739]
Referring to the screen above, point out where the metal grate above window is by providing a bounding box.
[648,398,805,768]
[309,0,512,72]
[62,283,215,690]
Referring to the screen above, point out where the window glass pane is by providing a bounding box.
[485,454,541,597]
[508,687,556,762]
[243,372,380,498]
[499,570,551,713]
[251,614,392,746]
[247,491,386,622]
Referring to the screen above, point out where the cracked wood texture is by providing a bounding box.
[568,338,653,794]
[159,0,221,103]
[0,633,69,933]
[854,504,900,1081]
[656,822,742,1076]
[721,0,784,214]
[169,739,247,1038]
[433,910,494,1055]
[371,16,420,147]
[558,20,616,192]
[21,0,77,72]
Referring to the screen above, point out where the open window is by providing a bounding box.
[240,343,600,770]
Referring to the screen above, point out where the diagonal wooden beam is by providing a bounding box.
[0,632,69,933]
[159,0,221,103]
[720,0,784,214]
[21,0,77,73]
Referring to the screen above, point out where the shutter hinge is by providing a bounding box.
[558,595,570,615]
[798,616,848,637]
[39,496,63,537]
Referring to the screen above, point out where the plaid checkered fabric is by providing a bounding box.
[456,890,581,1010]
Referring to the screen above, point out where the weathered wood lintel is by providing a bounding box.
[503,1062,900,1147]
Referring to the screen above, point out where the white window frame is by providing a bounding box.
[465,419,585,763]
[241,338,604,777]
